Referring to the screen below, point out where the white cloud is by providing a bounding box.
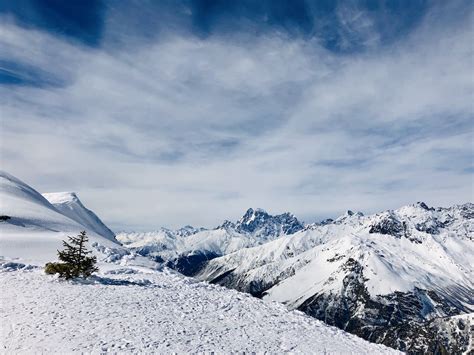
[0,6,472,230]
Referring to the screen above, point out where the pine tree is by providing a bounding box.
[45,231,98,279]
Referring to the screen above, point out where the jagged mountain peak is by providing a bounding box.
[334,209,364,224]
[415,201,431,210]
[174,225,206,237]
[218,219,236,230]
[235,207,304,236]
[238,208,269,224]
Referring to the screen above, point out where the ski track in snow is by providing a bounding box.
[0,267,399,354]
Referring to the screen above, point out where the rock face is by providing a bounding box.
[196,202,474,354]
[297,259,471,353]
[235,208,304,237]
[369,211,406,238]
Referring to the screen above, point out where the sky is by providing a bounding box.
[0,0,473,231]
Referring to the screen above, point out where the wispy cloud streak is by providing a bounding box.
[0,2,472,229]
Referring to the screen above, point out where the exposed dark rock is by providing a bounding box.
[167,251,221,276]
[458,203,474,219]
[297,259,471,354]
[416,202,432,210]
[320,218,334,225]
[235,208,304,237]
[206,257,473,354]
[369,214,405,238]
[414,220,445,235]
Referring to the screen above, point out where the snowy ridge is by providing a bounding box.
[43,192,117,242]
[117,207,304,274]
[199,202,473,301]
[197,202,474,353]
[1,170,471,353]
[0,171,123,264]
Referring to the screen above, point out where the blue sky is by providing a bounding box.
[0,0,472,230]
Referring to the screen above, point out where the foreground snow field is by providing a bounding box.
[0,263,399,354]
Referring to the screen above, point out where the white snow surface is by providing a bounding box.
[199,203,474,311]
[117,224,284,260]
[42,192,117,242]
[0,171,398,353]
[0,264,399,354]
[0,171,122,264]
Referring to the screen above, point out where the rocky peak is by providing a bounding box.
[369,211,405,238]
[238,208,270,230]
[218,220,236,230]
[415,201,433,211]
[335,210,364,224]
[175,225,205,237]
[235,208,304,237]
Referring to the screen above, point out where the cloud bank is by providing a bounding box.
[0,1,472,230]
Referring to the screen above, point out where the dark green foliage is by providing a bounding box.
[44,262,75,278]
[45,231,98,279]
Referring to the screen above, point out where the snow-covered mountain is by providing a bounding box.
[42,192,116,242]
[117,208,304,275]
[2,170,470,353]
[0,171,123,264]
[0,171,397,354]
[197,202,474,353]
[234,207,304,237]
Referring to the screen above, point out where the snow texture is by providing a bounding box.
[0,171,397,353]
[0,264,399,354]
[42,192,117,242]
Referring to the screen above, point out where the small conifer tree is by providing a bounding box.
[45,231,98,279]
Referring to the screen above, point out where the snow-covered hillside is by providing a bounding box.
[0,171,121,264]
[43,192,116,242]
[0,171,399,353]
[117,208,304,275]
[1,170,471,353]
[0,263,399,354]
[196,202,474,353]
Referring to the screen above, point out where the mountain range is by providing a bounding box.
[0,170,397,353]
[116,207,304,275]
[119,203,473,353]
[1,170,472,353]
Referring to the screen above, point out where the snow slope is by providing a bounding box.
[199,203,473,305]
[0,171,121,264]
[43,192,116,242]
[197,202,474,352]
[0,264,399,354]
